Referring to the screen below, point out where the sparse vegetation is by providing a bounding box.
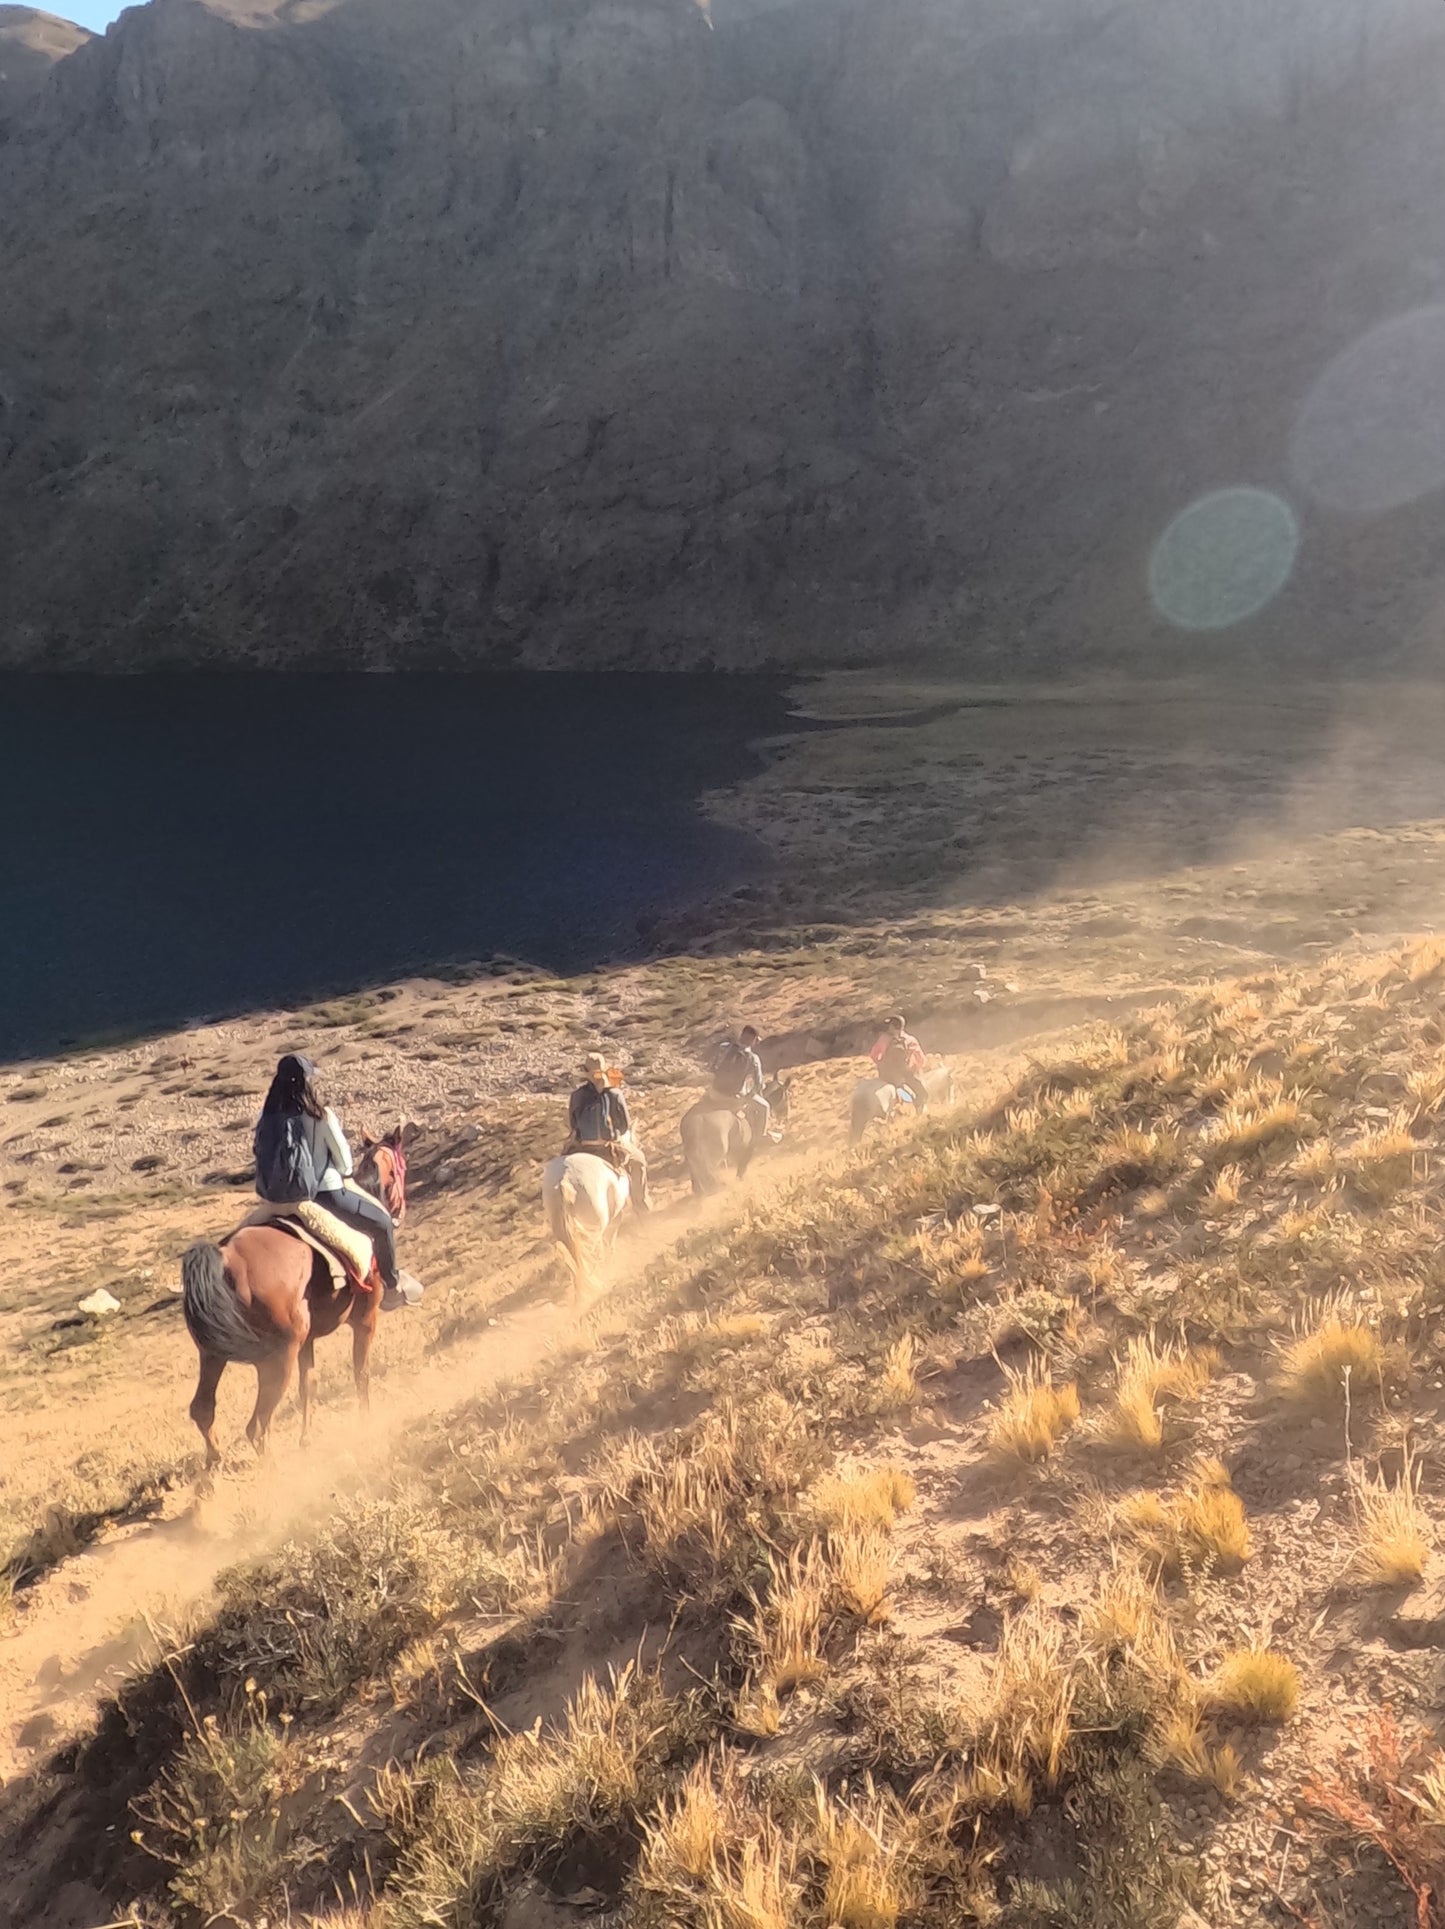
[17,928,1445,1929]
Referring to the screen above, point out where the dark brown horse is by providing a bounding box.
[181,1145,408,1467]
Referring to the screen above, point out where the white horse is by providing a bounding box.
[542,1152,630,1297]
[849,1064,955,1145]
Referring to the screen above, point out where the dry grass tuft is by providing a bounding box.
[813,1779,916,1929]
[1208,1647,1300,1724]
[1155,1704,1244,1797]
[1291,1136,1339,1185]
[987,1358,1081,1464]
[973,1610,1078,1794]
[486,1664,674,1852]
[1403,938,1445,986]
[1352,1455,1430,1585]
[1205,1093,1307,1165]
[737,1544,829,1694]
[809,1463,916,1536]
[878,1334,921,1408]
[637,1753,731,1897]
[1275,1296,1382,1408]
[1120,1458,1252,1576]
[733,1679,781,1739]
[1349,1117,1422,1201]
[1103,1333,1214,1451]
[1203,1164,1245,1213]
[708,1823,800,1929]
[828,1525,894,1625]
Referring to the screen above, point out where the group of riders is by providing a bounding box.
[250,1014,932,1296]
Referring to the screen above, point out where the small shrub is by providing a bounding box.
[133,1689,302,1922]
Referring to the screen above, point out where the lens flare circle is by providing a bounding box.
[1148,487,1299,632]
[1292,307,1445,515]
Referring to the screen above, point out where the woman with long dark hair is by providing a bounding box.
[256,1053,403,1299]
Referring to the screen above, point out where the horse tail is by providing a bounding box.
[181,1242,280,1365]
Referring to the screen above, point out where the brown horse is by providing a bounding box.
[181,1148,407,1467]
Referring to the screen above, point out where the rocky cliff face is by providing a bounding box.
[3,0,1445,668]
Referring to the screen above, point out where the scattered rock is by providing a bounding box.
[1387,1574,1445,1648]
[77,1288,121,1318]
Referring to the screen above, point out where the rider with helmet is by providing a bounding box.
[566,1051,651,1210]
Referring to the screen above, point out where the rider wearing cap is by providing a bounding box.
[566,1052,651,1210]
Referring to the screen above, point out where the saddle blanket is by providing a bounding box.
[235,1196,376,1289]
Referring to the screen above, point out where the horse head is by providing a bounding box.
[358,1120,410,1224]
[765,1075,792,1126]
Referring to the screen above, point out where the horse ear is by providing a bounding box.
[390,1119,405,1147]
[358,1125,378,1149]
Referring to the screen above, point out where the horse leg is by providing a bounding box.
[245,1343,298,1457]
[350,1294,378,1411]
[189,1350,227,1470]
[297,1335,316,1444]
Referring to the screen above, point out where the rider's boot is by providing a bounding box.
[383,1270,425,1311]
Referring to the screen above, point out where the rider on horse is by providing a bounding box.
[565,1052,650,1211]
[254,1054,417,1308]
[710,1025,780,1147]
[871,1015,929,1111]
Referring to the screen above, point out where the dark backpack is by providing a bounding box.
[254,1111,320,1204]
[712,1040,752,1099]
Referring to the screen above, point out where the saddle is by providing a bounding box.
[232,1197,377,1293]
[566,1139,630,1173]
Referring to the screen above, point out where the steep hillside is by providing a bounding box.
[3,0,1445,667]
[11,942,1445,1926]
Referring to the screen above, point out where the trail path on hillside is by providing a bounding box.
[0,1134,860,1784]
[0,1273,570,1783]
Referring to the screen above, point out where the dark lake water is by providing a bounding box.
[0,675,790,1062]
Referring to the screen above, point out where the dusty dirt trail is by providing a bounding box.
[0,1035,1035,1788]
[0,1273,569,1783]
